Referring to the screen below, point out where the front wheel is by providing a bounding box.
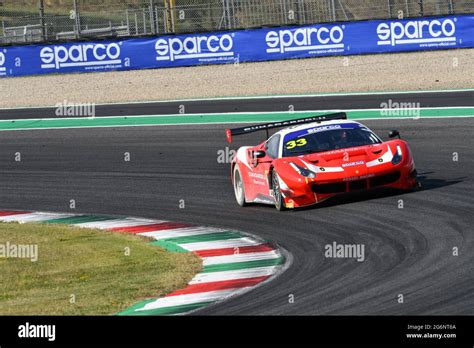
[233,165,247,207]
[271,169,286,211]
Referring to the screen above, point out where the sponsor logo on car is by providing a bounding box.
[342,161,365,167]
[40,43,122,70]
[248,172,266,180]
[376,18,457,46]
[265,25,345,54]
[155,34,235,62]
[343,173,375,182]
[307,124,342,134]
[0,51,6,76]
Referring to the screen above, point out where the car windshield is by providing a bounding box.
[282,123,382,157]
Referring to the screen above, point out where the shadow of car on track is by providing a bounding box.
[246,172,464,212]
[298,172,465,212]
[416,172,465,190]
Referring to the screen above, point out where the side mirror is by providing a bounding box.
[389,130,400,139]
[251,150,267,167]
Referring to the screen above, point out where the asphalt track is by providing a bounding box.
[0,93,473,315]
[0,90,473,119]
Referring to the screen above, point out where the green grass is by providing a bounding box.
[0,222,202,315]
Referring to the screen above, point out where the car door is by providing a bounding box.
[250,134,280,199]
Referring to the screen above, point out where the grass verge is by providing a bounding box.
[0,222,202,315]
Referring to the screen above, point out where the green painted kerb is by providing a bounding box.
[40,215,117,224]
[0,107,472,131]
[149,231,242,245]
[118,300,213,316]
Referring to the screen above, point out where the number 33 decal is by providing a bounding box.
[286,138,307,149]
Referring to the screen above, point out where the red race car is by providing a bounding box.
[226,113,418,210]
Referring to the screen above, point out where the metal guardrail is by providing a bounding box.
[56,26,130,40]
[0,0,473,44]
[1,23,43,43]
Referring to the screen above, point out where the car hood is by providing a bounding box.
[274,141,407,181]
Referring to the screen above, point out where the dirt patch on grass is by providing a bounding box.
[0,49,472,108]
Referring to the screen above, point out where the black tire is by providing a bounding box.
[411,169,422,191]
[233,165,247,207]
[271,169,286,211]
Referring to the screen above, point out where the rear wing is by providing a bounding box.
[225,112,347,143]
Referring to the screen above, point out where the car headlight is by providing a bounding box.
[290,162,316,178]
[391,145,403,165]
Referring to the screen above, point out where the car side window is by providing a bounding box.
[265,135,280,159]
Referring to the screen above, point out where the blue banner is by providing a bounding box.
[1,14,473,77]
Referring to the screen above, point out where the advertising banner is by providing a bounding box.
[1,15,473,77]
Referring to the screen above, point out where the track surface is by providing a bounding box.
[0,90,473,119]
[0,96,473,315]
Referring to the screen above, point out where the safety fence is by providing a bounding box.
[0,0,473,44]
[0,14,472,78]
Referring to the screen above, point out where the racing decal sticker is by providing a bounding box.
[342,161,365,168]
[300,159,344,173]
[0,210,287,315]
[366,146,393,167]
[285,138,308,149]
[283,122,361,142]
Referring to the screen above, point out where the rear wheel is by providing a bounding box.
[271,169,286,211]
[233,165,247,207]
